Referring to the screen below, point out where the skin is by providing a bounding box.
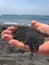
[1,20,49,56]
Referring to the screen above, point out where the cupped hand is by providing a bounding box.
[1,20,49,56]
[1,26,30,51]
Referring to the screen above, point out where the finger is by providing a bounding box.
[37,41,49,56]
[30,20,49,35]
[1,34,13,41]
[31,20,48,28]
[7,26,18,31]
[31,20,49,28]
[1,30,12,35]
[30,20,42,28]
[9,39,30,51]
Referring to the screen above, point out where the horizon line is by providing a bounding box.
[1,14,49,16]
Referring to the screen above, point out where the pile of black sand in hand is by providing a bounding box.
[13,25,45,52]
[0,25,45,54]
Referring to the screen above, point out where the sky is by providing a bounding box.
[0,0,49,15]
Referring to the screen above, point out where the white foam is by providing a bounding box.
[4,22,19,25]
[3,22,31,26]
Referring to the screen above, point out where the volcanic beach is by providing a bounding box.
[0,24,49,65]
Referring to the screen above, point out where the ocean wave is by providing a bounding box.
[3,22,31,26]
[3,22,19,25]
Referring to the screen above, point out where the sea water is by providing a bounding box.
[0,15,49,25]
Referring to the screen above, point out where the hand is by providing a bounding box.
[1,26,30,51]
[1,20,49,56]
[31,20,49,56]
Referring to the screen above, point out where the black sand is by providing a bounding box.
[13,26,45,52]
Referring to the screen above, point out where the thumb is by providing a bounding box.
[30,20,41,28]
[30,20,49,35]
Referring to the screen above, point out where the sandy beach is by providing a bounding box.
[0,24,49,65]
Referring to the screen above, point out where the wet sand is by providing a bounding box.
[0,24,49,65]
